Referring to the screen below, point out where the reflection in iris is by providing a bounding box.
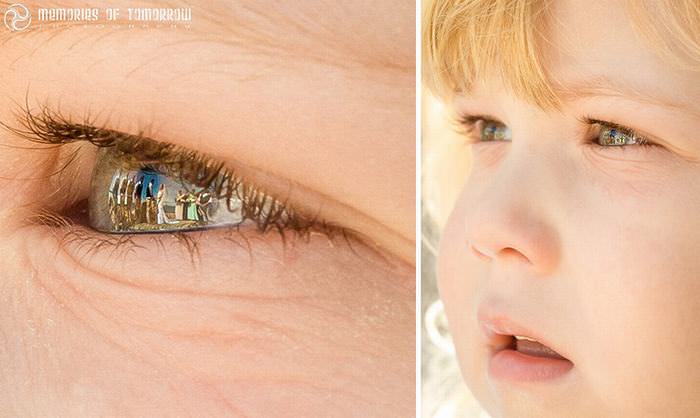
[90,145,245,233]
[107,168,243,232]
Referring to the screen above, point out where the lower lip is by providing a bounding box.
[489,349,574,382]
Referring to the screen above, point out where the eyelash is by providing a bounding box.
[456,114,659,150]
[3,104,347,257]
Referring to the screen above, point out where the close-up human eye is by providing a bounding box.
[10,106,322,236]
[586,118,655,148]
[458,115,512,143]
[0,2,415,417]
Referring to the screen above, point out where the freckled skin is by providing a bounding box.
[0,1,415,416]
[437,1,700,417]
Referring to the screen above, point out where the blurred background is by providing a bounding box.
[421,90,489,418]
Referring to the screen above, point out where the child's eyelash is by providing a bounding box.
[454,114,494,138]
[2,103,344,242]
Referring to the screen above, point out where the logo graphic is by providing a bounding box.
[4,3,31,32]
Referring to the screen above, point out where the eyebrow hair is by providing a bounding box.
[554,74,700,119]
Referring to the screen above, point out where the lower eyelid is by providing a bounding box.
[469,141,510,167]
[26,215,265,278]
[17,223,306,334]
[580,142,670,172]
[32,207,288,268]
[584,139,665,157]
[23,200,387,269]
[18,213,395,298]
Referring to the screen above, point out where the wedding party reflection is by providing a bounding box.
[106,167,238,232]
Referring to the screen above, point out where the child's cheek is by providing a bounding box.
[437,201,477,375]
[571,166,700,413]
[579,145,681,200]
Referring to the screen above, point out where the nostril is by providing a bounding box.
[469,244,533,265]
[469,244,493,261]
[500,247,531,264]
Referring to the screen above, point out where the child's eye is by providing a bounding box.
[459,115,658,151]
[458,115,512,143]
[480,120,512,142]
[587,119,653,148]
[7,106,324,237]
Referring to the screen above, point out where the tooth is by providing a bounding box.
[514,335,537,342]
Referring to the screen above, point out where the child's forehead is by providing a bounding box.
[425,0,700,110]
[545,1,663,77]
[476,2,699,110]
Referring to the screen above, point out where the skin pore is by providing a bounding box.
[0,1,415,416]
[438,1,700,418]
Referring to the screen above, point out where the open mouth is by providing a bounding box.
[477,309,575,383]
[489,333,574,382]
[512,335,567,360]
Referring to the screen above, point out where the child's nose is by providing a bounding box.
[463,154,562,277]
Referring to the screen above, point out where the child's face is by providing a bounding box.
[438,1,700,417]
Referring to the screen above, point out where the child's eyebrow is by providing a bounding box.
[555,74,700,119]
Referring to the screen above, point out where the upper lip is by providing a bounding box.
[477,306,571,361]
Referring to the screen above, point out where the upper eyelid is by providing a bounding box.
[110,135,229,190]
[2,102,128,148]
[5,104,232,188]
[455,113,504,137]
[457,113,502,125]
[579,117,635,135]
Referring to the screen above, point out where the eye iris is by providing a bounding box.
[481,121,511,142]
[600,126,635,146]
[90,146,246,233]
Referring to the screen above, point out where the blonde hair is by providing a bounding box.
[628,0,700,70]
[423,0,700,107]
